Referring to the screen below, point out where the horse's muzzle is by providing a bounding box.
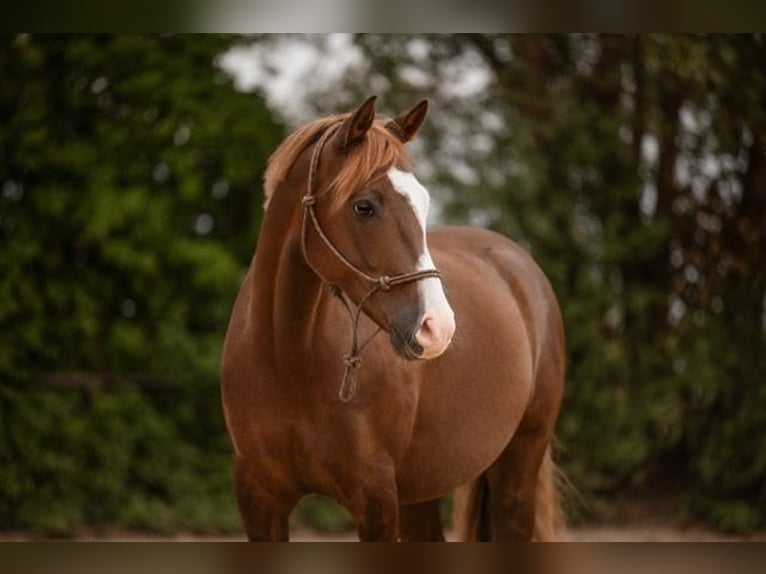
[413,312,455,359]
[389,307,455,361]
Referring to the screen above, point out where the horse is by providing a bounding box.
[220,95,566,541]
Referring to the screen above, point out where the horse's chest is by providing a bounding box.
[233,390,417,483]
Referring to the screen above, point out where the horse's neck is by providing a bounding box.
[250,186,330,371]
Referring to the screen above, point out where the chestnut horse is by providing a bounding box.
[220,96,566,541]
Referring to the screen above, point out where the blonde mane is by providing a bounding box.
[263,114,411,211]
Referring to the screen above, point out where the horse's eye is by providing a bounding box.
[353,199,376,218]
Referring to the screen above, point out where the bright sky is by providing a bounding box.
[219,34,363,125]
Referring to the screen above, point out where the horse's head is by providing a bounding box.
[305,96,455,361]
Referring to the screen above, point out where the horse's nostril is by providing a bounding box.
[415,316,437,348]
[414,312,455,359]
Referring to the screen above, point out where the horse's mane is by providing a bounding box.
[263,113,411,211]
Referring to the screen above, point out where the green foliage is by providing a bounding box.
[0,384,241,536]
[290,496,354,533]
[0,35,280,384]
[0,34,283,535]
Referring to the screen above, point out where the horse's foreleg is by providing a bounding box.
[234,457,298,541]
[344,467,400,541]
[399,499,445,541]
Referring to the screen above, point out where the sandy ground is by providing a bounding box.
[4,526,763,542]
[292,526,766,541]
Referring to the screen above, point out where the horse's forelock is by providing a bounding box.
[325,124,411,213]
[263,116,410,212]
[263,115,344,210]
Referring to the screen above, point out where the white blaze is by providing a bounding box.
[387,167,456,358]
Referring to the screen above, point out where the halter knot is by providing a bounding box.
[301,194,317,206]
[343,354,362,369]
[377,276,392,290]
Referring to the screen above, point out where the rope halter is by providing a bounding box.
[300,122,442,402]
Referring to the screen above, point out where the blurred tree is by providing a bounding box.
[0,34,283,534]
[0,34,280,383]
[292,33,766,532]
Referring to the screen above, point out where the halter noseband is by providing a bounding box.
[300,122,443,402]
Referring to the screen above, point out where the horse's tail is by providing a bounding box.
[452,474,490,541]
[534,444,566,541]
[452,445,566,541]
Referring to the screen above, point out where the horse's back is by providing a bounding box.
[428,225,563,359]
[429,224,565,396]
[429,226,553,296]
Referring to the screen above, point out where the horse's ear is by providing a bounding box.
[386,99,429,143]
[335,95,377,152]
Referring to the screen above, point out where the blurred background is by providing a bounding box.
[1,34,764,538]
